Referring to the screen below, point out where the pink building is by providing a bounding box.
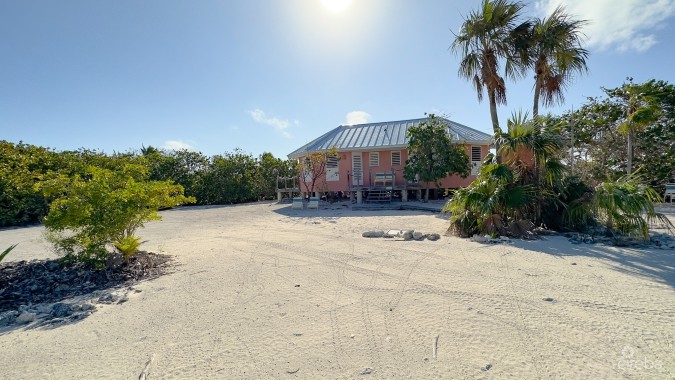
[287,117,492,203]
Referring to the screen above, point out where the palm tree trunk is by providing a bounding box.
[627,131,633,174]
[532,79,540,118]
[489,91,502,163]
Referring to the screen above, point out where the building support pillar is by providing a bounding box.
[357,191,363,204]
[402,190,408,202]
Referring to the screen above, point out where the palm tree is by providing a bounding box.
[613,80,662,174]
[452,0,527,157]
[497,112,565,224]
[498,111,564,183]
[444,153,535,237]
[526,6,588,118]
[594,172,674,239]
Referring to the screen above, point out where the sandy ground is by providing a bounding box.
[1,202,674,379]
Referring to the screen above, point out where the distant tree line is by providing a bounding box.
[0,142,296,227]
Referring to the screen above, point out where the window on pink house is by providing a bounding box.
[369,152,379,166]
[471,146,482,175]
[391,151,401,166]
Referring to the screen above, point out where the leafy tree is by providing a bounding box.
[194,150,258,204]
[452,0,527,156]
[403,114,470,202]
[256,152,296,200]
[298,147,339,196]
[0,141,60,226]
[145,149,208,199]
[38,164,194,265]
[555,79,675,190]
[524,6,588,117]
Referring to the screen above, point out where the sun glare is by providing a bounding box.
[321,0,352,13]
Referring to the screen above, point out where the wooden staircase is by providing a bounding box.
[366,188,392,203]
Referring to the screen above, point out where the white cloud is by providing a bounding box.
[535,0,675,53]
[162,140,195,151]
[248,108,292,138]
[345,111,371,125]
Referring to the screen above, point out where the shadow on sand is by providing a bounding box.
[509,235,675,290]
[270,200,451,220]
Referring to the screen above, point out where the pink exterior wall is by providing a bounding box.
[299,144,489,192]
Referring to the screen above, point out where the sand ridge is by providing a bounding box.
[0,202,674,379]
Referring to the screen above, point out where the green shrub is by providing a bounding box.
[113,236,142,260]
[593,173,674,239]
[38,164,194,266]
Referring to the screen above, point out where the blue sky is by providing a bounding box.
[2,0,674,159]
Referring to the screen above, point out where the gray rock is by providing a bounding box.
[362,230,385,238]
[402,230,414,241]
[97,293,119,304]
[33,303,53,315]
[77,303,96,312]
[51,303,73,318]
[384,229,402,238]
[412,232,425,241]
[481,363,492,371]
[360,367,374,375]
[427,233,441,241]
[15,312,37,324]
[0,310,19,327]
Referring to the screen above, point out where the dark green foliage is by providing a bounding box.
[256,152,297,200]
[444,153,535,237]
[0,141,294,227]
[593,173,674,239]
[540,176,594,231]
[403,114,470,201]
[0,141,61,226]
[194,150,258,204]
[144,148,208,198]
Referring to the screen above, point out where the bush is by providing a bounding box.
[593,173,674,239]
[38,164,194,266]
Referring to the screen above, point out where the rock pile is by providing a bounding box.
[0,252,173,328]
[362,230,440,241]
[471,235,512,244]
[565,231,675,249]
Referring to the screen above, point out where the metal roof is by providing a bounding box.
[288,117,492,158]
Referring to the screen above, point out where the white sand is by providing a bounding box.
[1,202,674,379]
